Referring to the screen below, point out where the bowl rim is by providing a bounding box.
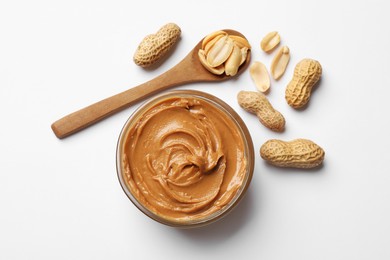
[116,89,254,228]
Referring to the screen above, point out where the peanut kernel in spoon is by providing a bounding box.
[198,31,251,76]
[198,49,225,75]
[207,36,234,67]
[225,44,242,76]
[240,47,249,66]
[202,30,227,49]
[229,35,251,49]
[204,34,225,54]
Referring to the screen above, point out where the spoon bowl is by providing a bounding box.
[51,29,251,139]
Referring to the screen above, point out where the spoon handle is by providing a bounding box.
[51,58,196,139]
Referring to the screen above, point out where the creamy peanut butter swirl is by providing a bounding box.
[121,96,247,222]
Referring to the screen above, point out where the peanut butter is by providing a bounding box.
[119,92,250,224]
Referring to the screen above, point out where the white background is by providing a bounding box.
[1,0,390,259]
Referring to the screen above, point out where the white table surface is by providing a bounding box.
[1,0,390,259]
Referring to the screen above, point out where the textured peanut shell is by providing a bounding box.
[133,23,181,67]
[260,139,325,168]
[237,91,285,132]
[285,59,322,108]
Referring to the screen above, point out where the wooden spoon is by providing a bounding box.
[51,29,251,139]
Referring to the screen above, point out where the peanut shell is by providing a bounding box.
[237,91,285,132]
[285,59,322,108]
[260,139,325,168]
[133,23,181,67]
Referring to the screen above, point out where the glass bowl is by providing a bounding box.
[116,90,254,228]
